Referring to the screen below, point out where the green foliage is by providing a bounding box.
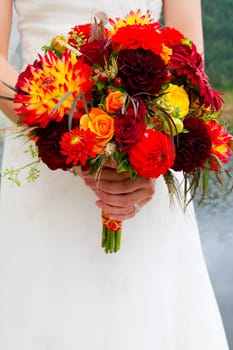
[202,0,233,90]
[0,144,41,186]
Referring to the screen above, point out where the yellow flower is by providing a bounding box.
[157,84,190,119]
[109,9,153,36]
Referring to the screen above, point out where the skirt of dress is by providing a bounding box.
[0,135,229,349]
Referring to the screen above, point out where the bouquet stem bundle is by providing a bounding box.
[101,212,122,253]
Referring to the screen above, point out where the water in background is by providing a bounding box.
[194,167,233,348]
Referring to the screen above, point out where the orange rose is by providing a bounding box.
[106,91,124,113]
[80,107,114,153]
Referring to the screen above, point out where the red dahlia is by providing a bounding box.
[129,129,175,178]
[160,27,184,47]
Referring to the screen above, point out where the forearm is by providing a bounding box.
[163,0,204,54]
[0,54,19,123]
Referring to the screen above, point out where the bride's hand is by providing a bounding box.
[73,165,155,221]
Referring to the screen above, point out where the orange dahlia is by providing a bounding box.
[205,119,232,170]
[60,128,97,166]
[15,51,94,128]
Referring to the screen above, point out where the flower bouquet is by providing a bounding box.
[1,10,232,253]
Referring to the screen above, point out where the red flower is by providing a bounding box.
[68,23,92,48]
[160,27,184,47]
[15,59,42,94]
[111,24,164,56]
[80,39,112,67]
[129,129,175,178]
[60,127,97,166]
[114,97,146,152]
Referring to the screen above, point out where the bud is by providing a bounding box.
[164,117,184,136]
[50,35,67,55]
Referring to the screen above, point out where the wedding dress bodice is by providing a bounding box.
[14,0,163,65]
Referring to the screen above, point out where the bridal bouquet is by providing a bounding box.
[1,10,232,253]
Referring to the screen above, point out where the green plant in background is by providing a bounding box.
[202,0,233,91]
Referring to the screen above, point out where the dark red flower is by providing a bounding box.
[129,129,175,178]
[117,48,167,95]
[172,117,212,173]
[35,116,78,171]
[80,39,112,67]
[169,43,223,111]
[114,97,146,152]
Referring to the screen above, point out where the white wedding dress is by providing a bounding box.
[0,1,229,349]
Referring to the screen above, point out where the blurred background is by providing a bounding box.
[0,0,233,348]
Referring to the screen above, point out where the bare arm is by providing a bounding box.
[0,0,19,122]
[163,0,204,54]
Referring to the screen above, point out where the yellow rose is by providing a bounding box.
[158,84,189,119]
[105,91,124,113]
[80,107,114,153]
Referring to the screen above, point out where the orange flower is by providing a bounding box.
[160,44,172,65]
[205,119,232,170]
[105,91,124,113]
[80,107,114,153]
[15,51,93,127]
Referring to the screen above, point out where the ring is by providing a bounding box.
[133,203,141,214]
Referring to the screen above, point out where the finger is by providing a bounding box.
[95,186,154,209]
[96,197,149,220]
[96,177,155,196]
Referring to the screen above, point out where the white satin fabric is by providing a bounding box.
[0,1,229,349]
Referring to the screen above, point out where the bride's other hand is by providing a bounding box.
[73,166,155,221]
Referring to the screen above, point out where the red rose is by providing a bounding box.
[129,129,175,178]
[114,97,146,152]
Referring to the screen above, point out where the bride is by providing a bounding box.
[0,0,229,349]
